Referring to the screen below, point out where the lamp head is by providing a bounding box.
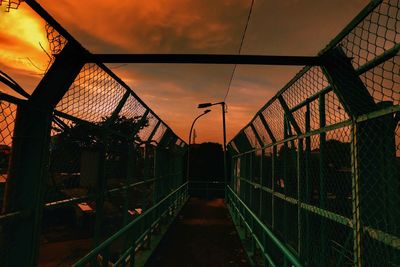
[204,109,211,114]
[198,103,212,108]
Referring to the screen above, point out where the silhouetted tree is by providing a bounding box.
[50,115,147,173]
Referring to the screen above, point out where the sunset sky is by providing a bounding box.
[0,0,369,144]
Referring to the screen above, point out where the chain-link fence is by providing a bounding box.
[228,0,399,266]
[0,2,187,266]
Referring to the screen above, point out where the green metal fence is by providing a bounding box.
[227,0,399,266]
[0,2,187,266]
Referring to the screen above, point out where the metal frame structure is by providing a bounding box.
[0,0,398,266]
[0,1,187,266]
[228,0,399,266]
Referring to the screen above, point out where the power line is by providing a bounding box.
[223,0,255,102]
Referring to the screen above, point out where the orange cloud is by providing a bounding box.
[0,1,369,144]
[37,0,250,53]
[0,4,50,95]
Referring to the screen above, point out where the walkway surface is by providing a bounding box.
[145,197,249,267]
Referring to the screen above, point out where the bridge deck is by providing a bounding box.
[145,197,249,267]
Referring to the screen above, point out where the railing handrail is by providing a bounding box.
[72,181,188,266]
[227,185,304,267]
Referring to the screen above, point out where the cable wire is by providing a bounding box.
[223,0,255,102]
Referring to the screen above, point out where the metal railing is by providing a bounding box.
[0,2,187,266]
[228,0,400,266]
[227,186,303,267]
[73,182,189,267]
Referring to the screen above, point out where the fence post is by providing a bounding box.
[321,46,377,267]
[318,94,327,265]
[1,42,85,266]
[303,103,311,264]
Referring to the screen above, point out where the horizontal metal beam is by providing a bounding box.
[88,54,323,66]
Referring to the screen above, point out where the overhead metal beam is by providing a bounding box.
[88,54,323,66]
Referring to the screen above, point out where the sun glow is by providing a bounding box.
[0,4,50,73]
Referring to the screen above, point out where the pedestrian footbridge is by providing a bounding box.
[0,0,399,266]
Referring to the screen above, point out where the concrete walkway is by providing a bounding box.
[145,197,249,267]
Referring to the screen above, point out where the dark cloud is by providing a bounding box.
[2,0,369,143]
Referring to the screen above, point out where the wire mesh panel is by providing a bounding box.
[228,1,400,266]
[244,126,261,149]
[152,122,167,143]
[119,95,147,121]
[282,66,329,110]
[262,100,285,141]
[253,116,272,145]
[137,112,159,142]
[0,2,187,266]
[56,64,127,123]
[0,98,19,264]
[0,100,16,207]
[45,23,68,56]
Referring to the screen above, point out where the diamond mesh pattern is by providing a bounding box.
[56,64,127,123]
[0,101,16,183]
[152,122,167,143]
[228,1,399,266]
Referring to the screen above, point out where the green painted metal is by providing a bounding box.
[232,118,355,158]
[259,113,277,143]
[279,95,302,135]
[350,125,362,267]
[0,6,187,267]
[237,176,352,226]
[228,1,400,266]
[227,186,304,267]
[303,104,311,264]
[321,47,376,117]
[0,0,399,266]
[93,143,107,247]
[290,43,399,115]
[72,182,189,267]
[319,0,382,55]
[296,138,303,259]
[318,93,327,265]
[0,42,85,267]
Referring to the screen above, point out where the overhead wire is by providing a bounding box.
[222,0,255,103]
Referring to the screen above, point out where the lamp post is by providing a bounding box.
[187,109,211,180]
[197,102,227,198]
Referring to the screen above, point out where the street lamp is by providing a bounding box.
[187,109,211,180]
[197,102,227,198]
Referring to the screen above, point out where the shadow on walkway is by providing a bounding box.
[145,197,249,267]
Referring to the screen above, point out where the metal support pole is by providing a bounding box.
[283,116,289,257]
[271,145,276,230]
[222,102,228,199]
[1,42,85,267]
[319,94,327,265]
[260,149,264,219]
[304,103,311,264]
[297,138,304,259]
[123,143,135,254]
[351,125,362,267]
[186,110,210,181]
[93,143,106,247]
